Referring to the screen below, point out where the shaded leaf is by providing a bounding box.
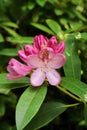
[31,23,54,35]
[3,27,19,37]
[0,34,4,42]
[0,21,18,28]
[25,102,67,130]
[84,103,87,124]
[0,101,5,117]
[16,84,47,130]
[0,73,29,89]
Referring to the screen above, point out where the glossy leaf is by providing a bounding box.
[0,73,29,89]
[16,84,47,130]
[25,102,67,130]
[64,35,81,79]
[46,19,62,34]
[31,23,54,35]
[61,77,87,102]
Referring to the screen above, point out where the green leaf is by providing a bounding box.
[46,19,62,35]
[0,34,4,42]
[0,73,29,89]
[73,10,86,21]
[81,32,87,40]
[0,123,12,130]
[11,126,17,130]
[0,101,5,117]
[64,35,81,79]
[27,1,35,10]
[31,23,54,35]
[0,21,18,28]
[25,102,67,130]
[2,27,19,37]
[0,48,18,56]
[54,9,63,16]
[36,0,46,7]
[61,77,87,102]
[7,36,34,45]
[16,84,47,130]
[84,103,87,124]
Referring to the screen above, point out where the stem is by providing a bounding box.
[56,85,82,102]
[66,103,80,108]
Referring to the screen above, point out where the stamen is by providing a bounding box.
[40,49,49,61]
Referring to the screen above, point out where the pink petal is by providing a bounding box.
[47,54,66,69]
[48,36,57,49]
[7,74,23,79]
[18,50,27,63]
[30,68,45,87]
[7,58,31,79]
[28,55,44,68]
[34,35,48,51]
[55,41,65,53]
[46,69,61,85]
[24,45,37,55]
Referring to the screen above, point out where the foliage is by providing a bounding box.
[0,0,87,130]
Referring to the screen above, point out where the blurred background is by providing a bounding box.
[0,0,87,130]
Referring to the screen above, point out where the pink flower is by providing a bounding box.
[18,35,65,63]
[18,45,37,63]
[7,58,31,79]
[7,34,66,87]
[28,48,66,86]
[34,35,65,53]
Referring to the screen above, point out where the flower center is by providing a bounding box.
[42,50,49,59]
[40,49,50,62]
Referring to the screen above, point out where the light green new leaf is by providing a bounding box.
[31,23,54,35]
[81,32,87,40]
[25,102,67,130]
[61,77,87,102]
[46,19,62,35]
[64,35,81,79]
[0,73,29,89]
[7,36,34,45]
[36,0,46,7]
[16,84,47,130]
[0,34,4,42]
[0,48,18,56]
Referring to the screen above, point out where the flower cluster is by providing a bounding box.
[7,35,66,87]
